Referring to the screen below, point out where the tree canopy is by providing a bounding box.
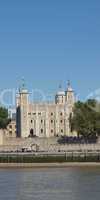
[71,99,100,137]
[0,107,10,129]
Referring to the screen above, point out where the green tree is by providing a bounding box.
[0,107,10,129]
[71,99,100,137]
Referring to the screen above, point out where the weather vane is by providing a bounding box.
[67,80,71,87]
[21,77,26,89]
[59,84,62,90]
[59,81,63,90]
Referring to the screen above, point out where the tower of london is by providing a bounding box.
[16,81,75,138]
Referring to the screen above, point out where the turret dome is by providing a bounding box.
[57,91,65,96]
[56,84,65,96]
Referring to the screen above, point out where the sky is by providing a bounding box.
[0,0,100,105]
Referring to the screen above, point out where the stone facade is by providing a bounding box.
[0,129,4,145]
[16,82,75,138]
[6,120,16,138]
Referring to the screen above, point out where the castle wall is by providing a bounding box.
[20,103,72,138]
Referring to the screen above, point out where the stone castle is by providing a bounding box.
[16,81,75,138]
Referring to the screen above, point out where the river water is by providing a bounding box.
[0,167,100,200]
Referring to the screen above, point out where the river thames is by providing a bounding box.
[0,167,100,200]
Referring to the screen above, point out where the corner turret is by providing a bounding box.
[65,80,75,109]
[16,79,29,138]
[55,84,65,104]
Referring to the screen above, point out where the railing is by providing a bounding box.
[0,151,100,163]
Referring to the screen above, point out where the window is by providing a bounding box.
[60,120,63,123]
[9,131,12,134]
[61,129,63,133]
[33,113,36,115]
[9,125,12,129]
[51,120,53,123]
[41,120,43,123]
[60,112,63,116]
[51,129,53,133]
[51,112,53,116]
[41,129,43,133]
[38,112,41,115]
[31,120,33,123]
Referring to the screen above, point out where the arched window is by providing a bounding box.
[41,129,43,133]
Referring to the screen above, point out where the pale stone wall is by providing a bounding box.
[0,129,4,145]
[1,137,100,152]
[6,120,16,138]
[25,103,72,138]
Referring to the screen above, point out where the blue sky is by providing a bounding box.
[0,0,100,103]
